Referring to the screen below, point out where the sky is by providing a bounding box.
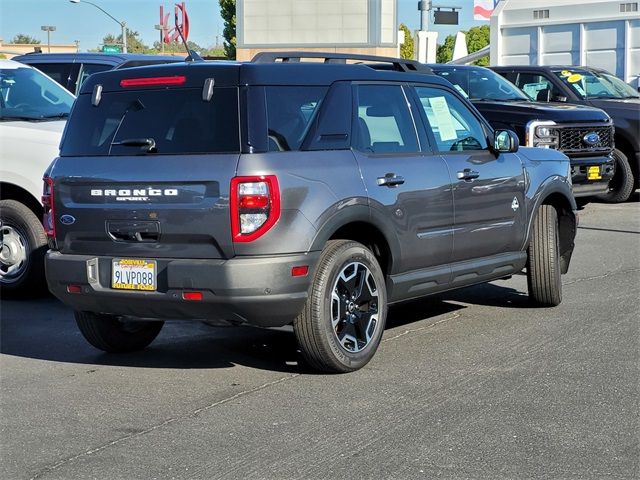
[0,0,486,51]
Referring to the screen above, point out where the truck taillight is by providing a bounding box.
[230,175,280,243]
[42,177,55,239]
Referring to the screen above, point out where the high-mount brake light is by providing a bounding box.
[120,75,187,88]
[42,177,55,239]
[230,175,280,243]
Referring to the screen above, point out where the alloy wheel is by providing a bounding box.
[330,262,380,352]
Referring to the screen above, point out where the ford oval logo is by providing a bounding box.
[60,215,76,225]
[583,132,600,146]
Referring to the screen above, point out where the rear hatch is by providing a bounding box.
[51,63,240,259]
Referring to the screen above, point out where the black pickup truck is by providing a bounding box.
[430,65,614,202]
[493,65,639,203]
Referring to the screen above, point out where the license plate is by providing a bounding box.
[112,259,156,291]
[587,166,602,180]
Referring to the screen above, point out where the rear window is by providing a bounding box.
[265,86,327,151]
[61,87,239,156]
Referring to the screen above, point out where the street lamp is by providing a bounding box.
[69,0,127,53]
[154,23,168,54]
[41,25,56,53]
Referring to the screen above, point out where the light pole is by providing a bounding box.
[41,25,56,53]
[154,23,168,54]
[69,0,127,53]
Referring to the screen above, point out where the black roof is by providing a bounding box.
[491,65,609,74]
[79,60,450,94]
[427,63,491,72]
[14,52,183,68]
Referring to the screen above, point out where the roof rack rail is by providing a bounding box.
[251,51,432,74]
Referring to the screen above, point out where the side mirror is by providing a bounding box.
[552,95,568,102]
[493,129,519,153]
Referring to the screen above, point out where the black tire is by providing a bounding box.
[294,240,387,373]
[527,205,562,307]
[596,148,635,203]
[0,200,48,299]
[75,311,164,353]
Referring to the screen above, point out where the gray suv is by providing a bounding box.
[44,53,577,372]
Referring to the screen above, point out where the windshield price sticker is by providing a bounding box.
[567,73,583,83]
[429,96,458,141]
[112,259,156,291]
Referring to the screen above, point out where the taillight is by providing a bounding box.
[42,176,55,239]
[230,175,280,243]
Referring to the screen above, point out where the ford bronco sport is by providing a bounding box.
[44,53,577,372]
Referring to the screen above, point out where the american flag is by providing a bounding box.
[473,0,499,21]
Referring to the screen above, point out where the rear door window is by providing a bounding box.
[513,73,562,101]
[354,84,419,154]
[61,87,239,156]
[75,63,112,95]
[29,62,78,93]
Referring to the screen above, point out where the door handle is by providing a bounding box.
[377,173,405,187]
[457,168,480,181]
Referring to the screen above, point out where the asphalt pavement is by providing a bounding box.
[1,199,639,480]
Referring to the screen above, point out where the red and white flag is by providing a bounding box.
[474,0,499,21]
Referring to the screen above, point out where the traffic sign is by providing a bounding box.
[102,44,122,53]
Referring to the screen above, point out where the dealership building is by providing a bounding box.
[235,0,398,61]
[490,0,640,86]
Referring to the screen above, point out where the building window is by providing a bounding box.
[533,9,550,19]
[620,3,638,12]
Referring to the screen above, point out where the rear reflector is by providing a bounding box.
[67,285,82,294]
[182,291,203,301]
[291,266,309,277]
[120,76,187,88]
[239,195,270,209]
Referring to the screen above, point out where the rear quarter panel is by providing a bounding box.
[234,150,368,256]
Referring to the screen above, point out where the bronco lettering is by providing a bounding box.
[90,188,179,197]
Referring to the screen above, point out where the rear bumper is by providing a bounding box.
[45,251,320,327]
[569,154,614,198]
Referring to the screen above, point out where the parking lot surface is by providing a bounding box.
[1,200,639,480]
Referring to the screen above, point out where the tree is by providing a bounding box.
[399,24,414,60]
[436,25,490,65]
[99,30,148,53]
[219,0,236,60]
[12,34,40,44]
[466,25,490,66]
[436,34,455,64]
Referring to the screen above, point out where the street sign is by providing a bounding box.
[434,10,459,25]
[102,44,122,53]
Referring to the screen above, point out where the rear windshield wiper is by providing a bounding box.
[111,137,157,152]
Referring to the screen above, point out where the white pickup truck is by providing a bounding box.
[0,59,75,297]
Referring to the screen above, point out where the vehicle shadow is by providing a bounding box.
[440,279,535,309]
[0,280,528,372]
